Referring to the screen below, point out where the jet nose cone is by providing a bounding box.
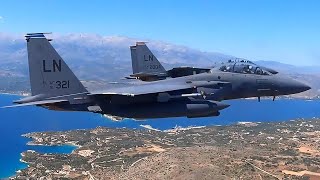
[301,83,311,92]
[275,75,311,95]
[285,79,311,94]
[293,81,311,93]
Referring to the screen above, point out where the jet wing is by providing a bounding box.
[90,80,230,96]
[169,67,211,72]
[1,99,68,108]
[129,72,167,78]
[126,72,167,81]
[167,67,211,78]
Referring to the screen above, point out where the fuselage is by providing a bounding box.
[41,69,310,120]
[182,70,310,100]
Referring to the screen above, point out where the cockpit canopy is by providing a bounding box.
[218,63,271,75]
[227,58,254,64]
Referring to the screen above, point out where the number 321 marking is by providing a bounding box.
[56,80,70,89]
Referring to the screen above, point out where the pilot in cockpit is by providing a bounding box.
[218,63,271,75]
[219,65,232,72]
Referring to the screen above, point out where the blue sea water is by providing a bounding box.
[0,94,320,178]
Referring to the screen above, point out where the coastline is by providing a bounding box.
[2,92,320,179]
[24,141,81,149]
[11,118,320,179]
[4,156,29,180]
[22,134,81,151]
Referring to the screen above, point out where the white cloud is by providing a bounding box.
[0,16,3,23]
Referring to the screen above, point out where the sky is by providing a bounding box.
[0,0,320,66]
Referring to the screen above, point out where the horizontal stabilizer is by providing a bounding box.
[1,99,68,108]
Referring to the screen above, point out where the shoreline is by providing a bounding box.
[21,118,320,147]
[1,92,320,178]
[11,118,320,179]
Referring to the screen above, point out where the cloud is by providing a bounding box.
[0,16,4,23]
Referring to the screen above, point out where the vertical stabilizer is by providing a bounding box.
[130,45,138,74]
[131,42,166,75]
[25,33,88,97]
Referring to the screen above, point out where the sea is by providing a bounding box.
[0,93,320,178]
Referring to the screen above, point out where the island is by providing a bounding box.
[12,119,320,180]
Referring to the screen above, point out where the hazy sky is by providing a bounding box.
[0,0,319,65]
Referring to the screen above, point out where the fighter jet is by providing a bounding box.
[2,33,310,121]
[129,42,310,102]
[129,42,278,81]
[1,33,231,120]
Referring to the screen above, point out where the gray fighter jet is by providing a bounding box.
[129,42,278,81]
[129,42,309,102]
[1,33,230,120]
[2,33,310,121]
